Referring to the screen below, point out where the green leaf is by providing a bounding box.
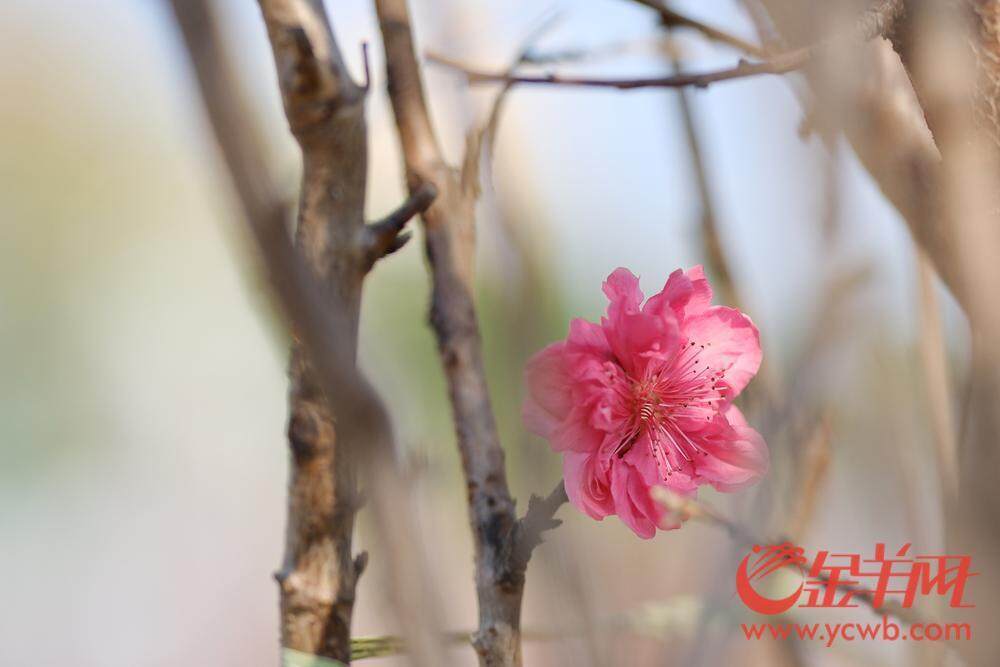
[282,648,347,667]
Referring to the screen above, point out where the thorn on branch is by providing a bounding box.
[510,480,568,571]
[361,41,372,92]
[386,229,413,254]
[362,182,438,267]
[354,550,370,578]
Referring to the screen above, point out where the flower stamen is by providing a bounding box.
[613,338,730,481]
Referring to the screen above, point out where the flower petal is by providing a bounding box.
[681,305,762,396]
[602,310,682,378]
[623,431,699,494]
[603,268,644,322]
[610,458,667,539]
[550,404,606,453]
[523,267,770,540]
[692,406,770,492]
[645,265,713,322]
[522,342,573,438]
[563,451,614,520]
[566,317,612,356]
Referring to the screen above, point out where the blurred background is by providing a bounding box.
[0,0,973,665]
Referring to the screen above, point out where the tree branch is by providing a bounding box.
[429,1,901,92]
[362,182,437,266]
[510,481,568,573]
[430,0,903,90]
[627,0,768,57]
[428,48,810,91]
[375,1,562,664]
[663,30,742,312]
[254,2,374,659]
[750,2,1000,664]
[653,489,924,626]
[171,0,389,661]
[457,12,565,199]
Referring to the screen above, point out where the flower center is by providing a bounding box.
[612,339,729,480]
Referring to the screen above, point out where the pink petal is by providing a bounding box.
[602,310,681,378]
[522,342,573,439]
[565,353,618,387]
[693,406,770,492]
[550,404,606,453]
[611,459,663,539]
[623,431,699,495]
[563,451,614,520]
[645,265,713,322]
[587,390,625,432]
[681,305,762,397]
[566,317,612,356]
[603,268,644,322]
[561,356,631,434]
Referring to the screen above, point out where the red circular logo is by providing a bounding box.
[736,543,805,615]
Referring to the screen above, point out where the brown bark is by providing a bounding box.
[375,1,565,664]
[882,5,1000,666]
[171,1,434,662]
[253,2,372,658]
[752,1,1000,664]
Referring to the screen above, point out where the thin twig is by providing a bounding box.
[459,10,565,197]
[736,0,786,53]
[518,36,675,66]
[660,23,783,410]
[628,0,768,57]
[663,27,741,310]
[361,41,372,92]
[652,489,924,626]
[915,248,958,500]
[429,0,901,92]
[429,48,810,91]
[783,415,832,540]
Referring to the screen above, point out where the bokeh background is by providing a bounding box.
[0,0,969,665]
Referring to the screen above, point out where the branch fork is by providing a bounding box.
[362,182,438,268]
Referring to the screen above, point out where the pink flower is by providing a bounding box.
[523,267,769,538]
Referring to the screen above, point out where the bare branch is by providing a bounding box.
[428,48,810,91]
[172,0,435,662]
[737,0,786,52]
[663,30,742,311]
[376,0,557,664]
[430,0,901,93]
[915,249,958,500]
[627,0,768,57]
[517,36,674,67]
[652,489,924,626]
[459,11,565,198]
[511,481,568,573]
[253,2,374,659]
[361,41,372,92]
[362,182,437,266]
[783,415,832,540]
